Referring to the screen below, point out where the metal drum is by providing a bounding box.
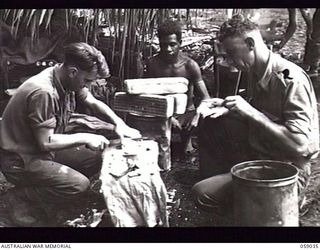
[231,160,299,227]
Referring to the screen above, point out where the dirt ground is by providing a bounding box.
[0,9,320,227]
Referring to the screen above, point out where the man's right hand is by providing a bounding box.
[84,134,110,151]
[197,98,228,119]
[223,95,257,118]
[171,117,182,130]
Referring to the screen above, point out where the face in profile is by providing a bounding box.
[222,36,255,72]
[159,34,181,62]
[68,65,99,91]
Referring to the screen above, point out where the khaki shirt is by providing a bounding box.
[0,65,88,161]
[246,51,319,164]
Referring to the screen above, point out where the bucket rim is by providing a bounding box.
[231,160,299,184]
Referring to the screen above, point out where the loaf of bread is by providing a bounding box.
[124,77,189,95]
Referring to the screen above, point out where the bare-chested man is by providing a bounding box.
[145,20,210,154]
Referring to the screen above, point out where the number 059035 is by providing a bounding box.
[300,244,319,248]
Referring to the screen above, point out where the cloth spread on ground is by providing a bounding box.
[99,138,168,227]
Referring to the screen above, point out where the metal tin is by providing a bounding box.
[231,160,299,227]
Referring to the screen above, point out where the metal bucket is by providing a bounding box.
[231,160,299,227]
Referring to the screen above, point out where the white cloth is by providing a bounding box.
[100,139,168,227]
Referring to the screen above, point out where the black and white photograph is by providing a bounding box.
[0,8,320,234]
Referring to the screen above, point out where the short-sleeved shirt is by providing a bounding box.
[247,51,319,162]
[0,64,88,160]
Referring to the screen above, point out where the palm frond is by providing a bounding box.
[13,9,24,39]
[39,9,47,26]
[118,10,128,82]
[0,8,194,83]
[45,9,54,30]
[30,12,38,47]
[26,9,36,27]
[65,9,69,32]
[22,9,32,24]
[3,9,11,20]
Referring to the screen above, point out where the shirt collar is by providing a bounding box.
[52,64,67,97]
[255,50,274,91]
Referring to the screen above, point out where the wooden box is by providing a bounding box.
[113,92,175,118]
[124,77,188,95]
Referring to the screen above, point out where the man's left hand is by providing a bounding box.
[115,124,141,139]
[182,111,201,131]
[223,95,257,118]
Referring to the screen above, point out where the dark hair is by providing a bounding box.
[158,20,182,42]
[219,14,259,42]
[63,42,110,78]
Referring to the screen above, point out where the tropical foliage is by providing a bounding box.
[0,9,195,84]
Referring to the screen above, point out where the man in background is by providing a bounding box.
[144,20,210,155]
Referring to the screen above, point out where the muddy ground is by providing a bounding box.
[0,9,320,227]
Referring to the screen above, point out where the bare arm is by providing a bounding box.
[27,88,110,152]
[188,60,210,100]
[195,79,210,100]
[83,91,126,127]
[180,60,211,130]
[82,91,141,138]
[34,127,109,152]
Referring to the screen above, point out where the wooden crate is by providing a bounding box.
[166,93,187,115]
[113,92,175,118]
[124,77,188,95]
